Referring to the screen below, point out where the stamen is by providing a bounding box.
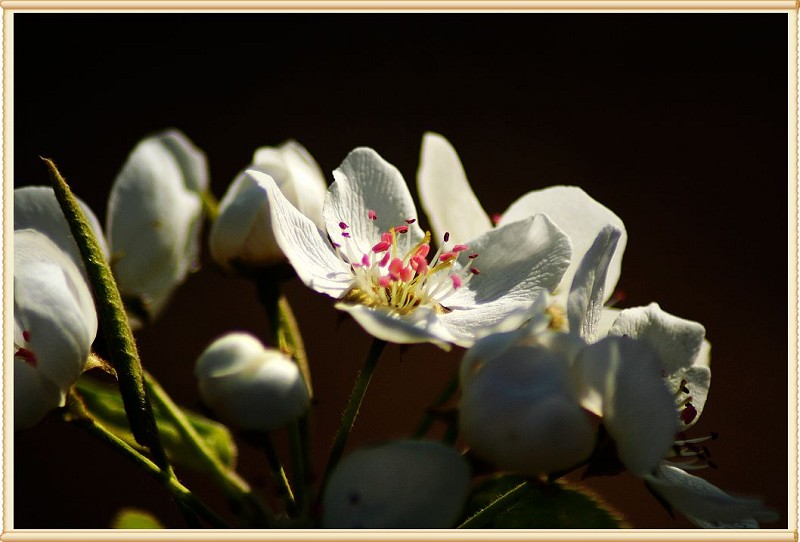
[491,213,502,225]
[469,268,481,275]
[23,330,31,342]
[361,254,370,267]
[451,275,462,289]
[15,347,37,367]
[468,253,479,259]
[452,244,468,253]
[395,225,409,234]
[368,210,377,220]
[443,232,450,243]
[339,222,349,230]
[680,403,698,424]
[342,232,351,238]
[405,218,416,224]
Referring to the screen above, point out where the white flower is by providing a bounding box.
[194,332,309,431]
[106,129,208,320]
[14,229,98,429]
[322,439,470,528]
[459,322,595,475]
[14,185,108,278]
[417,132,626,309]
[210,140,327,271]
[262,146,572,349]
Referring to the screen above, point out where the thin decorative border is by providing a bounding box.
[1,3,797,542]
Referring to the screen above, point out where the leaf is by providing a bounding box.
[110,508,164,529]
[461,474,626,528]
[46,158,169,469]
[76,375,238,471]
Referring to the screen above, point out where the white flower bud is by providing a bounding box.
[14,229,98,429]
[459,344,594,476]
[106,129,208,320]
[194,332,309,431]
[210,140,326,271]
[322,440,470,528]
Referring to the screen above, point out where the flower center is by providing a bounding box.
[334,210,480,315]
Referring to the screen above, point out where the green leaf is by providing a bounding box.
[46,158,169,471]
[77,376,238,471]
[461,474,626,528]
[111,508,164,529]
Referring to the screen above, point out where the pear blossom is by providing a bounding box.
[261,146,572,349]
[322,439,470,528]
[459,327,595,475]
[417,132,626,310]
[106,129,208,321]
[14,185,108,277]
[194,332,309,431]
[210,140,327,271]
[14,229,98,429]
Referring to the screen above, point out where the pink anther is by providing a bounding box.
[22,330,31,342]
[342,232,351,238]
[361,254,371,267]
[451,275,462,289]
[379,252,391,267]
[414,244,430,258]
[452,244,468,253]
[15,347,37,367]
[339,222,349,230]
[469,267,481,275]
[405,218,416,224]
[378,275,392,288]
[439,252,456,263]
[395,226,409,234]
[368,209,377,220]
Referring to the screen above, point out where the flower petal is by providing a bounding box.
[322,439,470,528]
[259,170,353,298]
[336,303,455,350]
[416,132,492,244]
[460,344,594,475]
[106,133,204,316]
[574,336,678,476]
[210,171,282,270]
[14,357,64,430]
[498,186,626,305]
[438,214,571,341]
[325,147,424,257]
[646,464,779,527]
[567,225,622,343]
[152,129,209,193]
[252,140,327,229]
[14,229,96,391]
[14,186,108,276]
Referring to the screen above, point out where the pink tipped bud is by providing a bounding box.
[410,255,429,275]
[339,222,349,230]
[452,244,468,253]
[368,209,377,220]
[451,275,462,289]
[414,244,431,258]
[389,258,404,280]
[405,218,416,224]
[372,241,391,253]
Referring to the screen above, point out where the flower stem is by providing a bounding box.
[64,391,230,528]
[257,432,296,516]
[46,158,170,472]
[143,370,272,526]
[457,480,528,529]
[321,338,387,486]
[411,369,459,438]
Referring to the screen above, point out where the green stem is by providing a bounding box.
[321,338,387,486]
[143,370,272,526]
[457,480,528,529]
[46,158,170,472]
[412,369,459,438]
[64,393,229,528]
[259,433,297,516]
[288,421,308,518]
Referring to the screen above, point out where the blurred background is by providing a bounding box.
[12,12,790,529]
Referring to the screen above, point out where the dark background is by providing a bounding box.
[12,13,790,529]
